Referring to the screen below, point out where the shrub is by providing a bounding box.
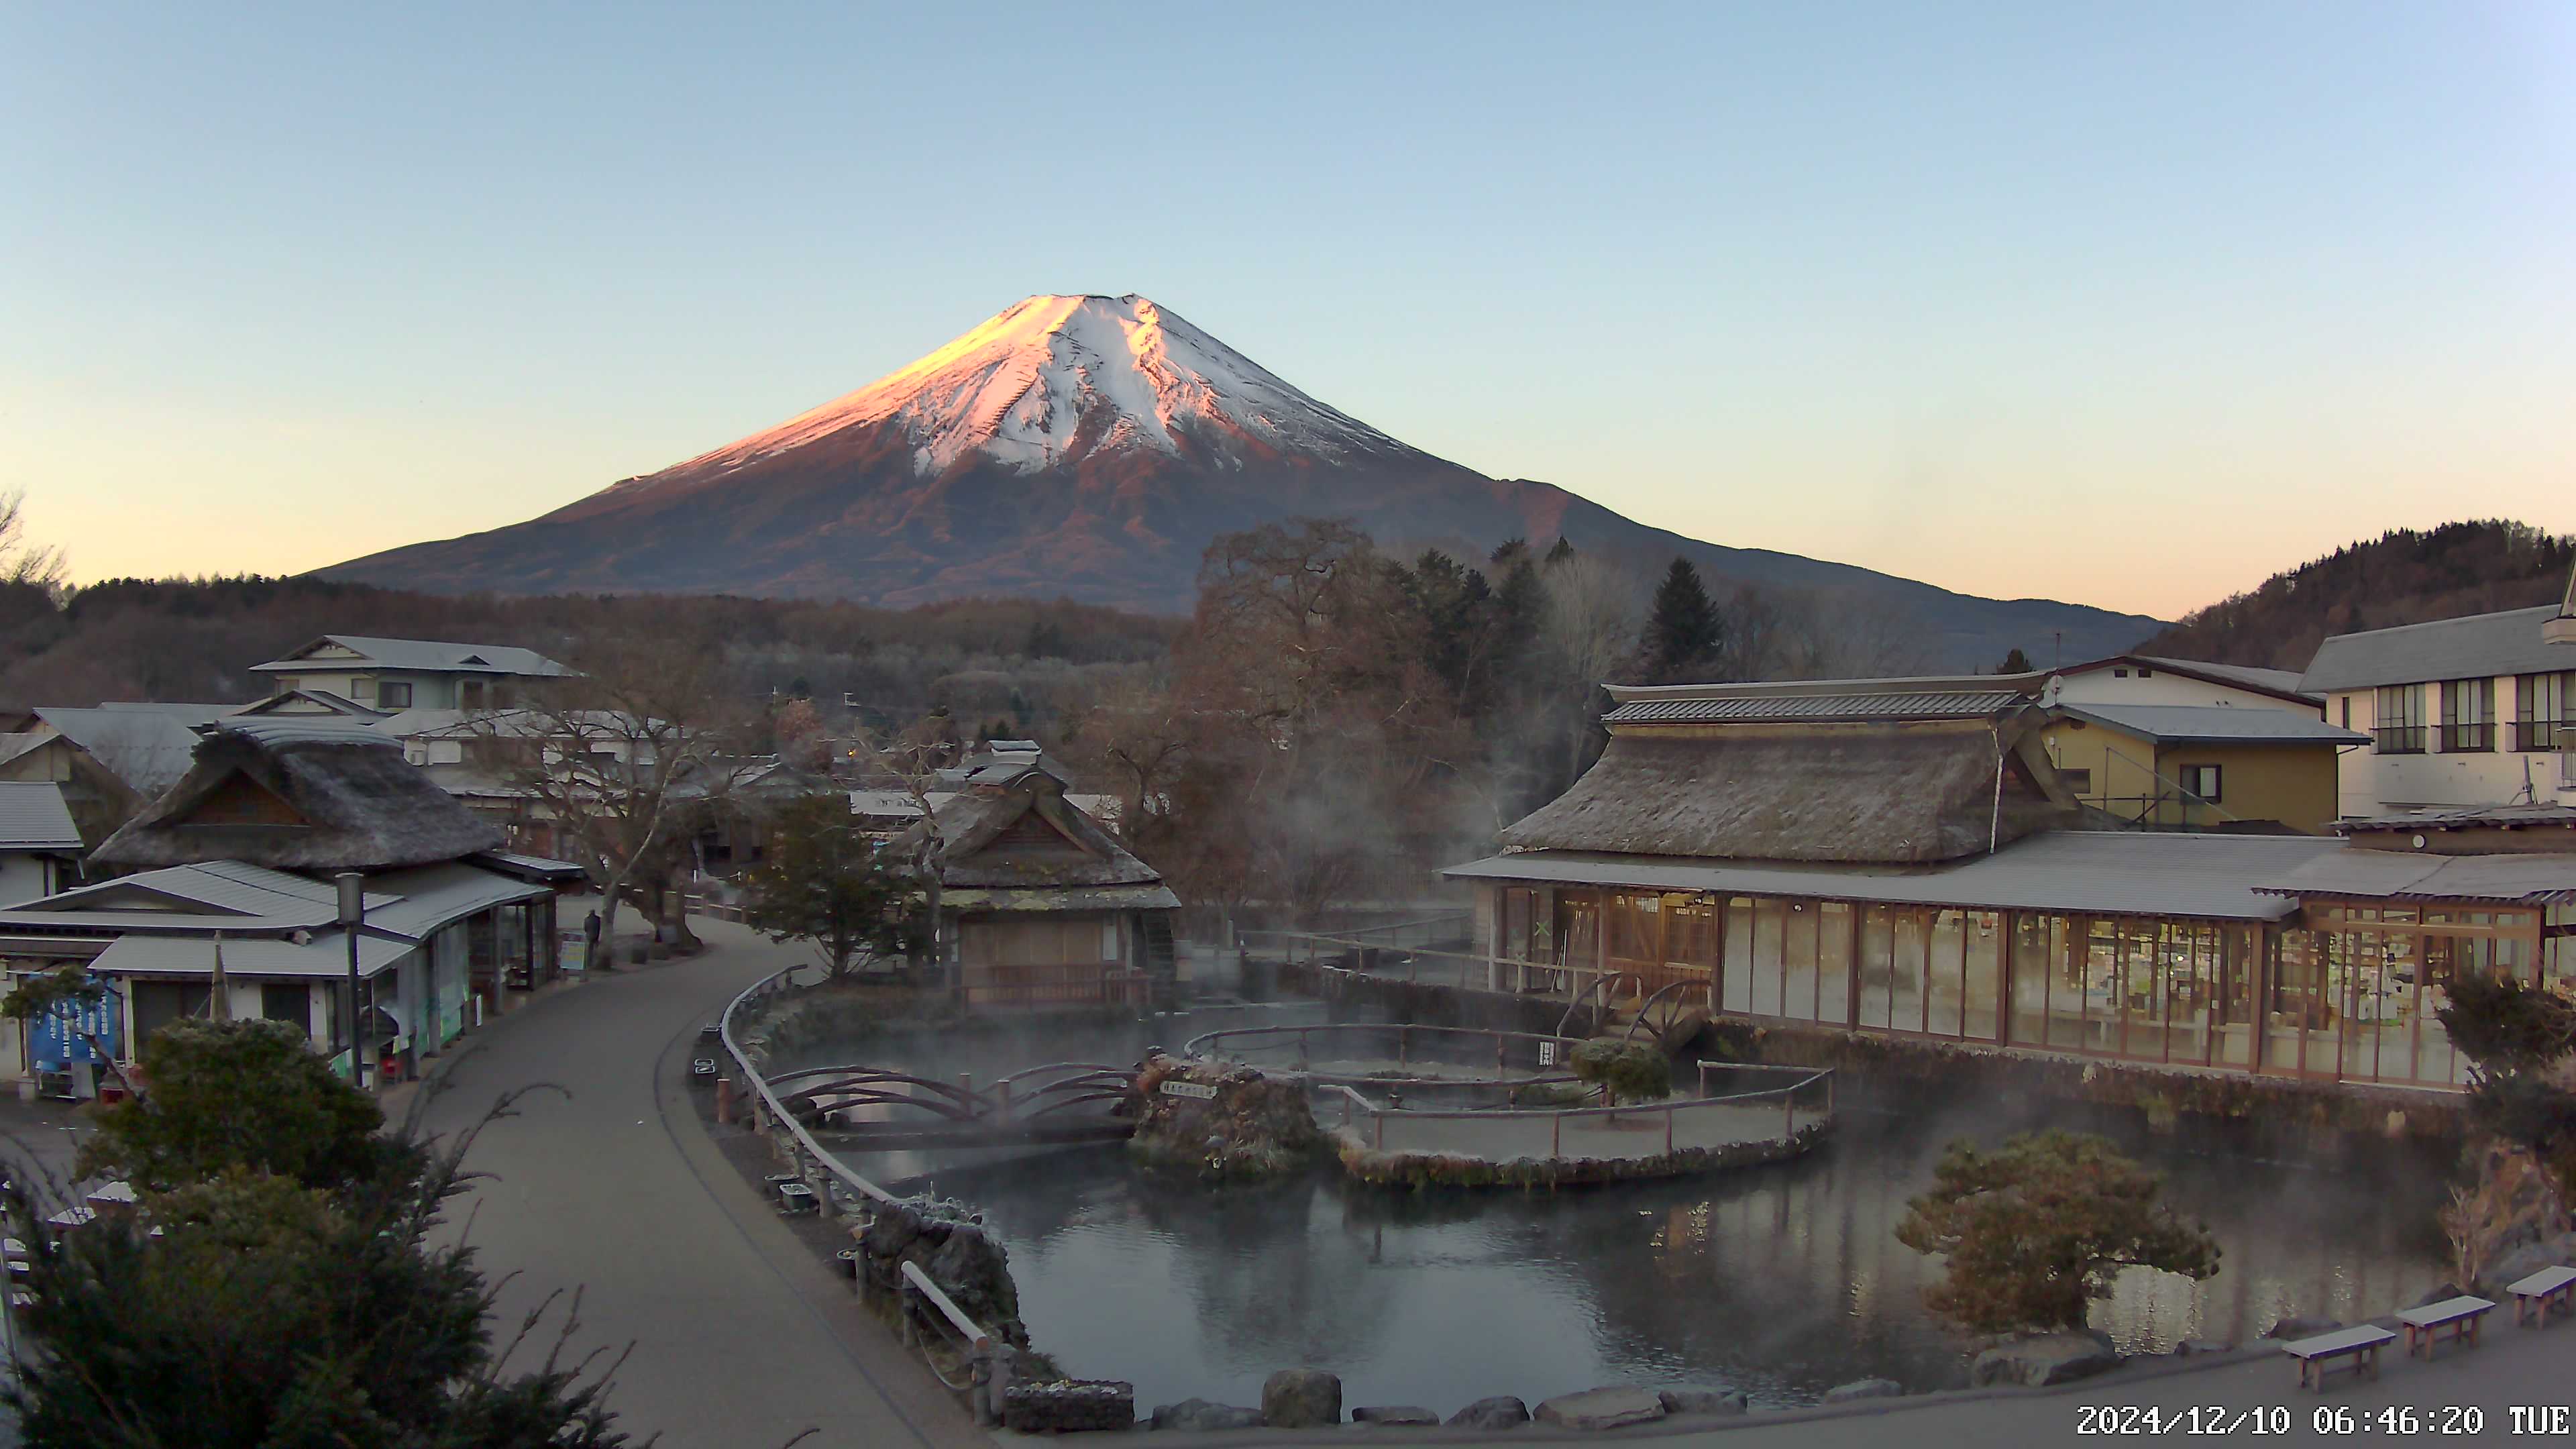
[1570,1040,1671,1105]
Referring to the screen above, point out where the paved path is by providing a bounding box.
[417,918,979,1449]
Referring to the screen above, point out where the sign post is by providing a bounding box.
[337,872,368,1091]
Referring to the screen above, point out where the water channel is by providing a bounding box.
[788,1003,2453,1414]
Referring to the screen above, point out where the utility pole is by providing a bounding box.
[337,872,369,1092]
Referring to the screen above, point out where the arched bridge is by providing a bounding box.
[765,1062,1142,1150]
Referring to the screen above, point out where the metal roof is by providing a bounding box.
[1604,690,2027,725]
[2131,656,2314,698]
[360,863,549,938]
[91,930,413,979]
[2255,850,2576,906]
[0,783,81,851]
[252,635,569,678]
[208,716,400,749]
[2054,704,2370,746]
[30,706,228,796]
[2341,804,2576,833]
[2300,606,2576,692]
[1443,831,2351,922]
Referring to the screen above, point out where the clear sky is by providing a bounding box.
[5,3,2571,619]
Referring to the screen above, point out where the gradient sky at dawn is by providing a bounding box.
[6,3,2571,620]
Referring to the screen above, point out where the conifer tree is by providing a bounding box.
[1644,557,1723,683]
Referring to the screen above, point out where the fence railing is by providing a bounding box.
[1328,1061,1835,1165]
[718,967,1012,1424]
[1183,1022,1587,1091]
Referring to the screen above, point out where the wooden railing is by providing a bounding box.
[1326,1061,1835,1164]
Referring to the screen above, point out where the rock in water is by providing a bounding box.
[1658,1388,1749,1415]
[1131,1053,1323,1180]
[1821,1379,1904,1403]
[1150,1399,1263,1432]
[1262,1368,1342,1428]
[1350,1405,1440,1426]
[1535,1387,1666,1431]
[1968,1332,2120,1388]
[1448,1397,1532,1430]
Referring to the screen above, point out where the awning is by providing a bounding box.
[2255,850,2576,906]
[91,930,413,979]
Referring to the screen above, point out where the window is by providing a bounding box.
[2440,678,2494,753]
[2137,667,2154,678]
[2340,696,2351,730]
[459,680,488,710]
[2112,667,2129,678]
[2060,767,2094,794]
[2374,684,2426,753]
[2515,671,2575,752]
[377,680,414,709]
[2180,764,2222,802]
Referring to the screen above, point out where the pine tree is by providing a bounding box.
[1644,558,1723,683]
[1997,647,2035,674]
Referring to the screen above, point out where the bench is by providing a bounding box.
[2507,1266,2576,1328]
[2395,1295,2495,1359]
[2278,1326,2396,1390]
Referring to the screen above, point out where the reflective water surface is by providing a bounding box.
[820,1010,2452,1413]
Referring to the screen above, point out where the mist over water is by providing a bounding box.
[816,1011,2451,1413]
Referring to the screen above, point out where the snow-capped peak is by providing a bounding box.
[678,294,1415,478]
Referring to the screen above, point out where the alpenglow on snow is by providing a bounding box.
[666,294,1424,480]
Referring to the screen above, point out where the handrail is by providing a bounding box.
[1553,971,1644,1039]
[900,1260,991,1352]
[718,967,904,1210]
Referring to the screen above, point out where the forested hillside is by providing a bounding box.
[2141,521,2575,671]
[0,574,1179,739]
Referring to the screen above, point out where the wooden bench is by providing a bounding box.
[2395,1295,2495,1358]
[2278,1326,2395,1390]
[2507,1266,2576,1328]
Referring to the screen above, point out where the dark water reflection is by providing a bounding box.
[819,1013,2453,1413]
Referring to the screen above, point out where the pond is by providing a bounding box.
[814,1007,2453,1414]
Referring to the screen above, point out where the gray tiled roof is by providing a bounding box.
[1604,690,2025,725]
[2055,704,2369,745]
[32,706,231,796]
[252,635,569,678]
[0,783,81,850]
[2300,606,2576,692]
[2130,656,2318,702]
[1445,830,2348,921]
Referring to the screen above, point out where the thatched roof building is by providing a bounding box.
[1502,678,2076,866]
[906,763,1177,912]
[91,717,502,873]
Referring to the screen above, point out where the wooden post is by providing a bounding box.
[994,1081,1012,1125]
[1551,1110,1562,1158]
[1664,1104,1674,1155]
[1373,1111,1385,1150]
[1825,1071,1835,1118]
[1783,1088,1795,1139]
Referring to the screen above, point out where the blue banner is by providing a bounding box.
[29,980,119,1069]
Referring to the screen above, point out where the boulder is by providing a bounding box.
[1263,1368,1343,1428]
[1151,1399,1264,1432]
[2261,1315,2343,1340]
[1446,1396,1532,1430]
[1535,1386,1666,1431]
[1658,1388,1749,1416]
[1821,1379,1904,1403]
[1131,1054,1325,1180]
[2171,1340,2235,1357]
[1969,1331,2119,1389]
[1351,1405,1440,1426]
[2481,1234,2576,1295]
[2409,1281,2469,1309]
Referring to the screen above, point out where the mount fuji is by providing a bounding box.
[322,294,2158,665]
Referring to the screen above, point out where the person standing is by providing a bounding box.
[583,908,602,971]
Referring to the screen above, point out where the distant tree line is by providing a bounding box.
[2141,520,2575,671]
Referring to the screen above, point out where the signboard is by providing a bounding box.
[1159,1079,1218,1101]
[1537,1041,1556,1067]
[28,981,119,1070]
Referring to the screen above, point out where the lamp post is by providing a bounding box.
[337,871,368,1092]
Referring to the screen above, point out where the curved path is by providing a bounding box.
[415,916,978,1449]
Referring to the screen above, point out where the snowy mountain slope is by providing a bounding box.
[322,294,2161,667]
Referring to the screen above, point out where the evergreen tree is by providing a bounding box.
[1996,647,2035,674]
[1544,536,1576,566]
[1644,558,1724,683]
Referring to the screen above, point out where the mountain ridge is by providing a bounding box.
[322,293,2161,667]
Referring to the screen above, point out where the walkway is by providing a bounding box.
[415,916,978,1449]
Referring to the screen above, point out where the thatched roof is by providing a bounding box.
[1499,722,2074,865]
[91,718,502,872]
[901,765,1165,899]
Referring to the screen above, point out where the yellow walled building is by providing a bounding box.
[2038,704,2363,835]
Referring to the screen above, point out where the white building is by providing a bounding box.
[2047,653,2324,716]
[2300,588,2576,818]
[0,782,84,904]
[250,635,569,712]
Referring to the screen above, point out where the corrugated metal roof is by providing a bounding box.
[2341,804,2576,832]
[2129,656,2320,701]
[91,930,413,979]
[2055,704,2369,745]
[30,706,225,796]
[2257,849,2576,905]
[1443,831,2350,921]
[0,782,81,850]
[1604,691,2025,725]
[252,635,569,678]
[2300,606,2576,692]
[362,863,549,939]
[211,716,400,749]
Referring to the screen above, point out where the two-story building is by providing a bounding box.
[2038,655,2362,835]
[2300,595,2576,820]
[250,635,569,712]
